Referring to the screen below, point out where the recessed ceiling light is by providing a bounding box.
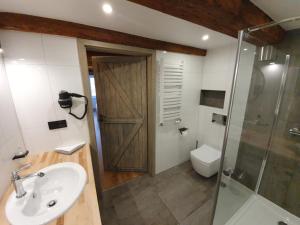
[18,58,25,61]
[202,34,209,41]
[243,48,248,51]
[163,51,167,54]
[102,3,113,14]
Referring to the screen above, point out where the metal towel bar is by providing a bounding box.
[159,59,184,125]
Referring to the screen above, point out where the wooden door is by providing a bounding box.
[92,56,148,172]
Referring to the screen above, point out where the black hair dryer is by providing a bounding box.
[58,90,88,120]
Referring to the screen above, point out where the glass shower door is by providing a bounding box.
[212,29,292,225]
[258,30,300,217]
[212,35,256,225]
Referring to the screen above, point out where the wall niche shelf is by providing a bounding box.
[200,90,225,109]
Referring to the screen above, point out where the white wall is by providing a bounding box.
[224,43,256,169]
[198,42,256,170]
[197,44,237,151]
[155,51,204,174]
[0,30,90,153]
[0,53,25,197]
[0,29,252,178]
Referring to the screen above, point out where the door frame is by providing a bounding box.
[77,39,156,193]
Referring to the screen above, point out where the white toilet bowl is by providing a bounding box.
[190,144,221,178]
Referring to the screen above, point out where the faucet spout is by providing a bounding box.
[19,172,45,180]
[11,164,45,198]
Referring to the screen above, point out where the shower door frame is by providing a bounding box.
[210,16,300,225]
[209,29,245,225]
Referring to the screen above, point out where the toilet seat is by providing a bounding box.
[191,145,221,165]
[190,144,221,177]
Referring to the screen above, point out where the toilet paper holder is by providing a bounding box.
[160,118,182,126]
[178,127,188,135]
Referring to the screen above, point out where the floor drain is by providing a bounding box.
[47,200,57,208]
[278,221,288,225]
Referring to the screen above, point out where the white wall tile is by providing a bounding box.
[46,65,89,146]
[155,51,203,173]
[6,64,57,129]
[0,54,25,197]
[58,117,89,146]
[47,65,84,116]
[202,71,228,91]
[42,35,80,66]
[224,44,256,169]
[198,44,237,153]
[47,66,83,94]
[22,127,62,153]
[198,42,256,171]
[0,30,45,65]
[1,30,89,154]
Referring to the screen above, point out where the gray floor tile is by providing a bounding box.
[113,194,139,219]
[180,199,213,225]
[101,161,216,225]
[101,206,119,225]
[117,213,146,225]
[159,179,209,223]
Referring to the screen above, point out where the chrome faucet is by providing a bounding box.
[11,163,45,198]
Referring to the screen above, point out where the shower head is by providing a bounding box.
[258,45,277,62]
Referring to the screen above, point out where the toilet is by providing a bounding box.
[190,144,221,178]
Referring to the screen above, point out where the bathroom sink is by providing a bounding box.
[5,162,87,225]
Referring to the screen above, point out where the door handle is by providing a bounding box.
[289,128,300,136]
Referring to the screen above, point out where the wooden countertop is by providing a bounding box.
[0,145,102,225]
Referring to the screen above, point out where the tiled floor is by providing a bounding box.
[100,161,217,225]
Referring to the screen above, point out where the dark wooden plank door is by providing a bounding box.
[92,56,148,172]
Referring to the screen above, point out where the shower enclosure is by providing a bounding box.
[212,17,300,225]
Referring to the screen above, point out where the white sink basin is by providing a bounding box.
[5,162,87,225]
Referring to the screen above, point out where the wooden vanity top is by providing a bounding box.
[0,145,102,225]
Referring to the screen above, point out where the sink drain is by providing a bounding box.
[47,200,57,208]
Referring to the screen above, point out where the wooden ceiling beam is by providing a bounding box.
[0,12,206,56]
[128,0,285,44]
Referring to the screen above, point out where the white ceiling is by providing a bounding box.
[251,0,300,30]
[0,0,237,50]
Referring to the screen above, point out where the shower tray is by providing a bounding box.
[225,194,300,225]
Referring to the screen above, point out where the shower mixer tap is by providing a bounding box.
[289,127,300,136]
